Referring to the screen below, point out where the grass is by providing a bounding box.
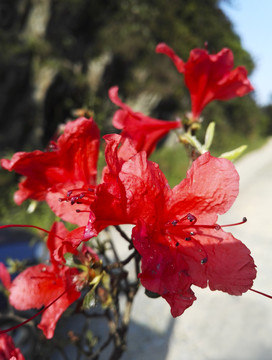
[150,143,189,188]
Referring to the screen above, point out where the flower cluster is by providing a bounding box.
[0,43,258,356]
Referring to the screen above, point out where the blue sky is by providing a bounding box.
[220,0,272,106]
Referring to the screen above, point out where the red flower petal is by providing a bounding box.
[57,117,99,185]
[157,43,254,118]
[169,152,239,218]
[156,43,185,73]
[109,86,132,125]
[214,66,253,99]
[168,227,256,296]
[88,141,171,235]
[1,151,59,204]
[0,334,25,360]
[9,264,80,339]
[163,288,196,318]
[85,135,138,236]
[199,229,256,295]
[132,223,196,317]
[54,226,86,264]
[45,181,92,226]
[119,152,170,224]
[47,222,70,266]
[109,86,181,156]
[0,262,11,289]
[37,282,80,339]
[1,118,100,225]
[185,48,254,118]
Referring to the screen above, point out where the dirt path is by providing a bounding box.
[122,138,272,360]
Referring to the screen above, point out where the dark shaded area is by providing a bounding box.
[0,51,35,150]
[0,227,43,266]
[46,0,118,67]
[43,71,90,146]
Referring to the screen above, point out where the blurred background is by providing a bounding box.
[1,0,272,359]
[1,0,271,226]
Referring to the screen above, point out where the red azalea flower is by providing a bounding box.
[83,133,160,239]
[0,222,101,339]
[156,43,254,119]
[99,149,256,316]
[109,86,181,157]
[1,117,99,225]
[0,222,87,339]
[9,264,80,339]
[84,134,137,239]
[46,221,87,265]
[0,334,25,360]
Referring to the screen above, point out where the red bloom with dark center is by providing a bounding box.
[1,117,100,225]
[0,334,25,360]
[156,43,254,119]
[91,148,256,316]
[109,86,181,157]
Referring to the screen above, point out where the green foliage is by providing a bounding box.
[262,104,272,134]
[150,144,189,187]
[0,170,56,228]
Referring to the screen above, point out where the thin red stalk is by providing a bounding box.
[0,224,64,240]
[220,217,247,228]
[250,288,272,299]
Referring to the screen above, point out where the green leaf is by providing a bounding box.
[204,122,215,150]
[63,252,76,267]
[27,200,38,214]
[101,272,111,290]
[220,145,247,161]
[89,272,104,286]
[82,287,96,309]
[85,329,98,348]
[181,133,204,154]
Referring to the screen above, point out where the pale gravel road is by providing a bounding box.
[118,138,272,360]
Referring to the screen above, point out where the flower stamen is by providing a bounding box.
[219,217,247,229]
[166,214,248,265]
[58,187,96,206]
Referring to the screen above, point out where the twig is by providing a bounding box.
[103,251,137,271]
[114,226,132,245]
